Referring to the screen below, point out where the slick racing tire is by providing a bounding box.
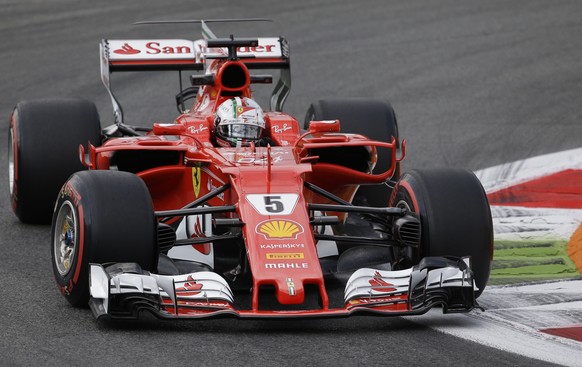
[305,99,399,206]
[389,168,493,298]
[51,170,158,307]
[8,99,102,224]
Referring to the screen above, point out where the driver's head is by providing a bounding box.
[214,97,265,147]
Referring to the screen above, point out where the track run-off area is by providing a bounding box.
[410,148,582,366]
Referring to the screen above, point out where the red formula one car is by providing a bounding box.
[8,21,493,320]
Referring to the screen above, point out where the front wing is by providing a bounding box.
[88,257,480,320]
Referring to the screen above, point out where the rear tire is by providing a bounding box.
[305,99,399,206]
[389,168,493,297]
[51,170,158,307]
[8,99,102,224]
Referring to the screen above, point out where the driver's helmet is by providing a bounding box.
[214,97,265,147]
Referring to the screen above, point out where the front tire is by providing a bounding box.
[9,99,102,224]
[51,170,158,307]
[389,168,493,297]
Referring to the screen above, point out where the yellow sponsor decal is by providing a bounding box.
[256,219,304,240]
[192,167,201,197]
[266,253,305,260]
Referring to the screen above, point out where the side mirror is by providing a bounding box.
[308,119,340,133]
[152,123,186,136]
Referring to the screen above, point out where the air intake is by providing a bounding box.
[216,61,250,91]
[157,223,176,249]
[393,214,421,248]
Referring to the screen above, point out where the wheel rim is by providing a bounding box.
[53,201,78,276]
[396,199,412,212]
[8,127,14,196]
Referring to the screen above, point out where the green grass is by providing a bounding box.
[489,239,580,285]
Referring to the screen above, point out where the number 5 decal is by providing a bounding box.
[264,196,284,213]
[246,194,299,216]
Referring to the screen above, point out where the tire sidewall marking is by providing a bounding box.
[9,112,19,211]
[53,182,86,294]
[393,180,420,213]
[72,202,85,285]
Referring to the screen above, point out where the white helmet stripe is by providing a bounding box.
[232,97,242,118]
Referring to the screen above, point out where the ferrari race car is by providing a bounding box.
[8,20,493,320]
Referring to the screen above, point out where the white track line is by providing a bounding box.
[405,280,582,367]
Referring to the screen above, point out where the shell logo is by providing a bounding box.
[256,220,304,240]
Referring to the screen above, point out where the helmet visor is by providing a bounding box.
[218,123,262,140]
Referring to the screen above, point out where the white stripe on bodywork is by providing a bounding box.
[168,213,214,268]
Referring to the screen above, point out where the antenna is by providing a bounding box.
[133,18,272,40]
[133,18,272,25]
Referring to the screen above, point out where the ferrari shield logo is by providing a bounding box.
[192,167,201,197]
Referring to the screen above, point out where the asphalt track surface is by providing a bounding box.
[1,1,581,366]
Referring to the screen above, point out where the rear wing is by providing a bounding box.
[100,36,291,124]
